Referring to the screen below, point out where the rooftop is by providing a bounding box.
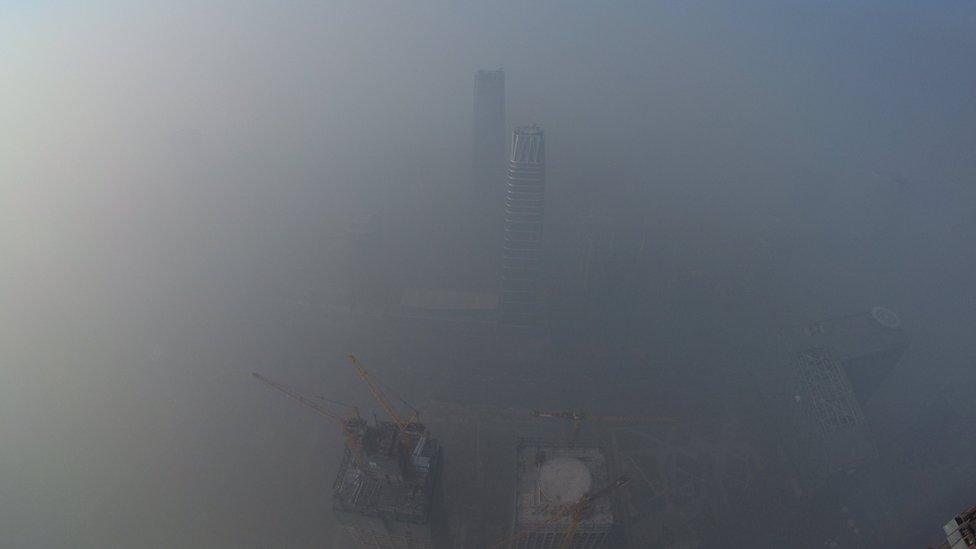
[786,346,876,477]
[332,420,441,525]
[513,125,544,136]
[942,506,976,549]
[514,438,614,531]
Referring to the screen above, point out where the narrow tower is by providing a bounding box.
[470,69,507,279]
[499,125,546,331]
[466,70,507,286]
[472,69,506,205]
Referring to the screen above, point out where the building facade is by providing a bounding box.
[499,125,546,331]
[938,506,976,548]
[472,69,506,198]
[471,70,507,253]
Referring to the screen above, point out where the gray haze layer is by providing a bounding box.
[2,1,975,547]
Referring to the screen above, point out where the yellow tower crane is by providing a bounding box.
[345,354,420,429]
[345,354,424,460]
[251,372,367,465]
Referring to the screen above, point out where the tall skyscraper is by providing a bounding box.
[472,70,506,198]
[471,70,506,251]
[499,125,546,331]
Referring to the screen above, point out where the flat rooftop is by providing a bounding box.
[514,438,613,531]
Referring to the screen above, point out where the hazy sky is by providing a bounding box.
[2,2,975,547]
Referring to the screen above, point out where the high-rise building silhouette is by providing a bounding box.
[470,69,506,266]
[499,125,545,331]
[472,70,506,204]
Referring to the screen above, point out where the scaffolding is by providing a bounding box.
[332,425,443,549]
[511,438,615,549]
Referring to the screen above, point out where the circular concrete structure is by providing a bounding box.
[539,457,592,504]
[871,306,901,329]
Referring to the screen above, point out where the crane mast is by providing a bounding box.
[251,356,441,548]
[346,354,413,431]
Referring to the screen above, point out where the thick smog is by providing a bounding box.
[2,2,975,548]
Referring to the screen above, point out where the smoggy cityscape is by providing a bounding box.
[2,2,975,548]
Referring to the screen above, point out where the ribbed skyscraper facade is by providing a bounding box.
[499,125,545,330]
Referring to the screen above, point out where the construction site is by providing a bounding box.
[252,358,640,548]
[252,357,444,549]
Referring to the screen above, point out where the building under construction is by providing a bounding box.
[253,356,443,549]
[332,421,443,549]
[936,506,976,549]
[510,438,618,548]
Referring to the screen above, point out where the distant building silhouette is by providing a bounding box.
[757,307,908,484]
[499,125,546,331]
[470,70,506,265]
[339,213,385,311]
[791,307,909,404]
[472,69,506,205]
